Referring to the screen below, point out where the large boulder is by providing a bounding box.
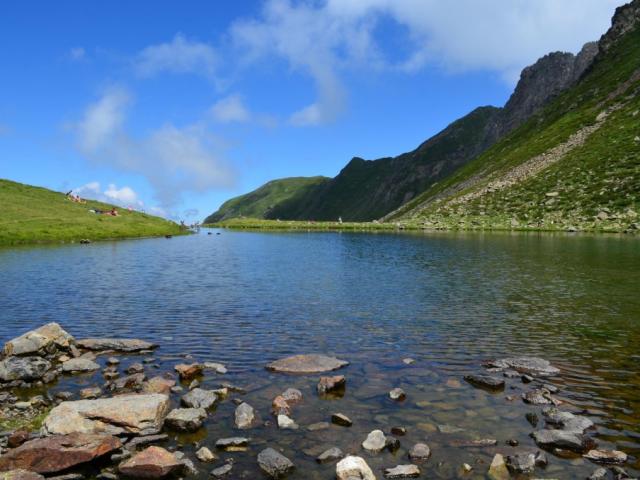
[532,429,595,453]
[0,433,121,474]
[165,408,207,432]
[266,354,348,374]
[76,338,157,352]
[43,394,170,436]
[3,323,74,357]
[61,358,100,373]
[119,446,183,479]
[486,357,560,376]
[0,357,51,382]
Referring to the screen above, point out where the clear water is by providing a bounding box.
[1,229,639,479]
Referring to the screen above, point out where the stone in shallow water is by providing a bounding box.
[4,323,74,357]
[142,376,175,395]
[316,447,344,463]
[408,443,431,461]
[210,463,232,478]
[588,467,609,479]
[449,438,497,448]
[542,407,594,433]
[486,357,560,376]
[277,414,298,430]
[257,448,294,478]
[331,413,353,427]
[61,358,100,373]
[362,430,386,452]
[532,429,594,453]
[317,375,346,395]
[522,389,553,405]
[307,422,330,431]
[336,456,376,480]
[505,453,535,474]
[43,393,170,436]
[165,408,207,432]
[389,388,406,401]
[215,437,249,451]
[281,388,303,404]
[181,388,218,409]
[235,402,256,429]
[0,356,51,382]
[384,464,421,478]
[487,454,509,480]
[266,354,348,374]
[464,374,505,390]
[119,446,182,479]
[272,395,292,416]
[0,433,121,474]
[195,446,216,463]
[174,363,203,380]
[583,449,628,464]
[77,338,157,352]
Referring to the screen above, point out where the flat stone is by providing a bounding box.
[4,323,74,357]
[0,357,51,382]
[384,464,420,478]
[7,431,30,448]
[210,463,232,478]
[0,470,45,480]
[464,374,505,390]
[266,354,348,374]
[124,434,169,450]
[487,454,509,480]
[532,429,594,453]
[389,388,406,401]
[181,388,218,409]
[62,358,100,373]
[257,448,294,478]
[79,387,101,399]
[174,363,203,380]
[522,389,553,405]
[277,414,298,430]
[215,437,249,451]
[195,446,216,462]
[110,373,146,392]
[307,422,330,431]
[362,430,386,452]
[336,456,375,480]
[119,446,182,479]
[203,362,227,374]
[142,376,175,395]
[234,402,256,429]
[505,453,535,474]
[584,449,628,464]
[449,438,497,448]
[317,376,346,395]
[165,408,206,432]
[43,394,170,436]
[408,443,430,461]
[0,433,121,474]
[316,447,344,463]
[77,338,157,352]
[542,407,594,433]
[486,357,560,376]
[331,413,352,427]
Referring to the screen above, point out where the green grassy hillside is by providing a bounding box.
[0,179,183,245]
[389,9,640,233]
[204,176,329,223]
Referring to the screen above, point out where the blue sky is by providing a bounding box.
[0,0,625,220]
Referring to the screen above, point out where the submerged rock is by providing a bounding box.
[317,375,346,395]
[119,446,182,479]
[486,357,560,376]
[61,358,100,373]
[584,449,628,464]
[3,323,74,357]
[316,447,344,464]
[210,463,233,478]
[235,402,256,429]
[43,393,170,436]
[522,389,554,405]
[76,338,157,352]
[281,388,303,404]
[181,388,218,409]
[257,448,294,478]
[0,356,51,382]
[277,414,298,430]
[389,388,406,401]
[331,413,353,427]
[464,374,505,390]
[487,454,509,480]
[542,407,594,433]
[532,429,594,453]
[336,456,376,480]
[505,453,535,474]
[215,437,249,451]
[408,443,431,461]
[272,395,292,416]
[0,433,121,474]
[362,430,386,452]
[266,354,348,374]
[165,408,207,432]
[384,464,420,478]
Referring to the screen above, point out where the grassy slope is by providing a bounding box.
[389,25,640,233]
[203,176,329,223]
[0,179,183,245]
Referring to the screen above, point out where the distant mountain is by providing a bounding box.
[387,0,640,232]
[204,176,329,223]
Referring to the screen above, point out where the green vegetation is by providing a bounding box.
[0,408,50,432]
[0,179,184,246]
[387,23,640,233]
[204,176,329,223]
[209,217,404,231]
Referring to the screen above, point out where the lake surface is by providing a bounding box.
[1,229,639,479]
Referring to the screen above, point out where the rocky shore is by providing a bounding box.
[0,323,634,479]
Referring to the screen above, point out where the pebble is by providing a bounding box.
[331,413,352,427]
[383,464,420,478]
[389,388,406,401]
[195,447,216,463]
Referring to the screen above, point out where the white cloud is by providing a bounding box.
[69,47,86,61]
[210,94,251,123]
[135,33,217,78]
[75,88,235,208]
[74,181,144,209]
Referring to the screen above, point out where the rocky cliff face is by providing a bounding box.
[598,0,640,53]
